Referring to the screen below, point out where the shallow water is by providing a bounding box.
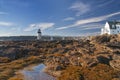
[22,64,55,80]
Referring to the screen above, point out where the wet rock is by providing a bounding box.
[54,65,63,71]
[97,55,111,65]
[92,34,111,43]
[107,42,120,48]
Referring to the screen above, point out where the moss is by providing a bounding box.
[0,56,43,80]
[9,77,23,80]
[57,65,84,80]
[0,57,11,63]
[0,38,120,80]
[58,64,118,80]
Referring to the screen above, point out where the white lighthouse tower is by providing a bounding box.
[37,29,42,40]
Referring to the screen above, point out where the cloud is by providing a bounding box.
[11,27,21,31]
[63,17,75,21]
[56,11,120,30]
[80,23,104,30]
[0,32,12,37]
[56,26,69,30]
[69,2,90,16]
[24,22,55,31]
[0,22,14,26]
[0,12,8,15]
[56,24,102,30]
[97,0,114,7]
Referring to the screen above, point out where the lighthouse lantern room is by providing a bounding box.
[37,29,42,40]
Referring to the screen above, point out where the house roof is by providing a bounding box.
[107,21,120,29]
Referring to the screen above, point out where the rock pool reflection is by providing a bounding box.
[22,64,55,80]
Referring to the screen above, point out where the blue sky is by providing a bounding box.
[0,0,120,36]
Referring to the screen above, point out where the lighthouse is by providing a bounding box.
[37,29,42,40]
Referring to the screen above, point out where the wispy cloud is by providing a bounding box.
[69,2,90,16]
[80,23,104,30]
[0,32,12,37]
[56,11,120,30]
[11,27,21,31]
[63,17,75,21]
[97,0,114,7]
[0,22,14,26]
[24,22,55,31]
[0,12,8,15]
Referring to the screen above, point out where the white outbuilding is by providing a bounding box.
[101,21,120,35]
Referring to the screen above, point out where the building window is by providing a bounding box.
[111,25,116,29]
[112,25,115,28]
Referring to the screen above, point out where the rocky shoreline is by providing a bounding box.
[43,34,120,80]
[0,34,120,80]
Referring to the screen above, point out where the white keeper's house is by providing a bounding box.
[101,21,120,35]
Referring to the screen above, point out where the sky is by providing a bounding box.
[0,0,120,36]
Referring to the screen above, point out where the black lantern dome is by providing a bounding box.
[38,29,41,33]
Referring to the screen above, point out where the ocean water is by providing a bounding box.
[22,64,55,80]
